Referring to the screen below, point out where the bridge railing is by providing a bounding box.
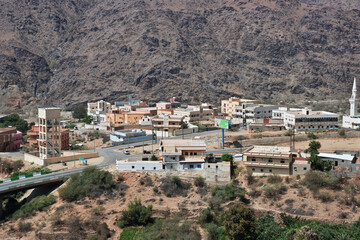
[0,171,52,184]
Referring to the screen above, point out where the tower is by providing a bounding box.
[349,77,358,117]
[38,107,62,159]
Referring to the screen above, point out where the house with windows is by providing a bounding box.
[243,145,296,176]
[159,139,207,171]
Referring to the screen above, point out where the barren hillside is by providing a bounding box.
[1,0,360,111]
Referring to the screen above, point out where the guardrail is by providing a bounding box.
[0,171,52,184]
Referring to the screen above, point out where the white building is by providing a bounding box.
[116,159,163,171]
[284,108,339,131]
[343,77,360,129]
[87,100,111,124]
[272,107,302,120]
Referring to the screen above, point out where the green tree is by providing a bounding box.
[221,153,234,163]
[150,155,158,161]
[222,204,256,240]
[0,113,29,133]
[118,199,153,228]
[307,132,318,139]
[255,215,285,240]
[306,141,321,156]
[82,115,93,124]
[72,105,87,120]
[306,141,331,171]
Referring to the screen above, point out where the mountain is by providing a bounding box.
[1,0,360,111]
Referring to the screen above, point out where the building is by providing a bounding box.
[38,107,62,159]
[87,100,112,124]
[152,115,186,137]
[110,129,152,145]
[272,107,302,120]
[234,104,279,125]
[343,77,360,129]
[318,152,357,168]
[292,157,311,175]
[27,125,70,150]
[284,108,339,131]
[0,127,22,152]
[116,159,163,171]
[159,139,207,170]
[243,146,295,176]
[221,97,256,117]
[113,96,144,109]
[173,105,214,123]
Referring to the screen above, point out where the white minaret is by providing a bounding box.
[349,77,358,117]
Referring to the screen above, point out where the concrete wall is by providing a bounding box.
[247,166,290,176]
[24,152,44,165]
[292,162,311,175]
[25,152,99,165]
[116,161,163,171]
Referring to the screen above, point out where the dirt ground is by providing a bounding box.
[279,137,360,152]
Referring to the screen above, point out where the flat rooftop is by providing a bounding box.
[160,139,206,147]
[246,145,291,154]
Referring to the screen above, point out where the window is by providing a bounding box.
[260,169,264,172]
[208,165,210,168]
[190,152,193,156]
[294,167,297,171]
[194,152,198,155]
[269,169,272,172]
[303,167,307,171]
[132,166,135,169]
[280,160,285,164]
[190,165,194,169]
[252,158,256,162]
[185,152,189,155]
[252,168,255,171]
[268,159,273,163]
[197,165,201,168]
[216,166,218,169]
[142,167,144,170]
[342,160,344,163]
[153,167,156,170]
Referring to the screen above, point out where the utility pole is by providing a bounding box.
[152,121,154,155]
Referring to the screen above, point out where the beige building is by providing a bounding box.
[152,115,186,137]
[173,105,214,123]
[221,97,256,117]
[292,157,311,175]
[159,139,207,171]
[243,146,294,176]
[38,107,62,159]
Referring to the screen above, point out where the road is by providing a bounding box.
[0,129,234,194]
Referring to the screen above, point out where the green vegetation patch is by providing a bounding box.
[59,167,114,202]
[13,195,56,219]
[160,176,191,197]
[119,227,142,240]
[118,199,153,228]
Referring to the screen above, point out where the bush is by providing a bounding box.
[139,176,153,187]
[245,170,255,185]
[338,128,346,138]
[118,199,153,228]
[194,176,206,188]
[117,174,125,182]
[302,171,342,192]
[12,195,57,219]
[263,184,287,199]
[135,218,201,240]
[210,183,246,204]
[199,208,215,225]
[66,215,83,233]
[307,132,318,139]
[18,221,32,232]
[160,176,191,197]
[95,222,110,240]
[65,123,76,129]
[151,155,158,161]
[59,167,114,201]
[314,191,334,202]
[267,174,282,184]
[119,227,142,240]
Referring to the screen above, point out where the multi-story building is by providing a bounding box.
[0,127,22,152]
[87,100,112,124]
[284,108,339,131]
[27,125,69,150]
[272,107,302,120]
[343,77,360,129]
[234,104,279,124]
[173,107,211,123]
[156,102,181,110]
[243,146,295,176]
[159,139,207,170]
[221,97,256,117]
[38,107,62,159]
[152,115,185,137]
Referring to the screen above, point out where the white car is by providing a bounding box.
[123,150,130,155]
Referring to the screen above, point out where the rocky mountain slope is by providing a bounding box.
[1,0,360,110]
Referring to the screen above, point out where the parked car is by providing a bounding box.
[74,126,78,130]
[123,150,130,155]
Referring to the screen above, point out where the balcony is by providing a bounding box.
[244,161,289,169]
